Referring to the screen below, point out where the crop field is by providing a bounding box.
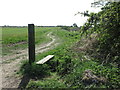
[2,27,62,46]
[2,27,60,56]
[2,27,61,45]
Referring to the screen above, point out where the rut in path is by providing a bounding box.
[2,32,59,88]
[2,32,57,62]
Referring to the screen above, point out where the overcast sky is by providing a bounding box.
[1,0,101,26]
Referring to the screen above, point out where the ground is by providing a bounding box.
[2,32,59,88]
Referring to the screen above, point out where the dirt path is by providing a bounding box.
[2,32,59,88]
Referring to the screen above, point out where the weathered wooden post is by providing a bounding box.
[28,24,35,65]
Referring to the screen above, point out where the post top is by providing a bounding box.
[28,24,34,25]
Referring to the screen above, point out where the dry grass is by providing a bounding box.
[82,69,107,85]
[73,33,98,53]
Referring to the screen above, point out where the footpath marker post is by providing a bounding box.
[28,24,35,65]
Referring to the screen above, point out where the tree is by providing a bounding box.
[73,23,78,27]
[78,1,120,66]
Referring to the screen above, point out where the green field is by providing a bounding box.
[2,27,62,45]
[2,27,61,56]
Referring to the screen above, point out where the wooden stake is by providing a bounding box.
[28,24,35,65]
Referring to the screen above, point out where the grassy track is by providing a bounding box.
[20,27,120,88]
[2,27,60,56]
[2,27,59,45]
[20,28,80,88]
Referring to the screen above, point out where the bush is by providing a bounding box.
[20,61,50,79]
[61,26,70,31]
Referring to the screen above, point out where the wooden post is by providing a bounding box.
[28,24,35,65]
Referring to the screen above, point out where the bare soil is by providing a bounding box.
[1,32,59,88]
[7,41,27,47]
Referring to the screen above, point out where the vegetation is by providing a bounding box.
[2,27,57,55]
[3,1,120,89]
[20,28,80,88]
[23,1,120,89]
[73,23,78,27]
[73,1,120,88]
[80,1,120,66]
